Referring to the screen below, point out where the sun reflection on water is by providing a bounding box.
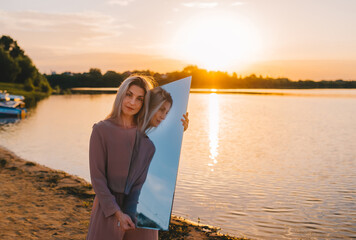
[208,93,219,171]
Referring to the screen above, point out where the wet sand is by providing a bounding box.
[0,146,244,240]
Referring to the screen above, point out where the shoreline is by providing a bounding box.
[0,146,245,240]
[68,87,356,99]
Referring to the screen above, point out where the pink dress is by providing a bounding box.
[86,120,158,240]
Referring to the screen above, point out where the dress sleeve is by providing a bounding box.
[123,146,156,224]
[89,124,121,218]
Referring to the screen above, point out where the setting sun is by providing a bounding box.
[171,12,262,71]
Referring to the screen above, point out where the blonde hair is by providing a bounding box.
[141,87,173,133]
[106,75,156,128]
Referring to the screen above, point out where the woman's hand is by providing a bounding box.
[181,112,189,132]
[114,210,135,231]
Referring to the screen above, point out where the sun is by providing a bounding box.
[171,13,262,71]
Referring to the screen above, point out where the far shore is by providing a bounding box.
[0,146,245,240]
[68,87,356,98]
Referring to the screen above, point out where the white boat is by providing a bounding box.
[0,91,27,118]
[9,94,25,101]
[0,101,27,118]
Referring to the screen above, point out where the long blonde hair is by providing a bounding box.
[141,87,173,133]
[106,75,155,128]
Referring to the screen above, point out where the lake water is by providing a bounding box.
[1,89,355,239]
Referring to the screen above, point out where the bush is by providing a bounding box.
[40,81,51,93]
[24,78,34,91]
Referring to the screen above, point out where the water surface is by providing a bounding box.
[0,89,355,239]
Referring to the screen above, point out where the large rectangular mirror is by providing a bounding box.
[136,76,191,230]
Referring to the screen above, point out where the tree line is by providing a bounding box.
[1,35,355,91]
[0,35,51,93]
[46,65,356,90]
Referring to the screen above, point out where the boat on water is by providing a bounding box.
[0,91,27,118]
[0,91,10,101]
[9,94,25,101]
[0,101,27,118]
[0,90,25,101]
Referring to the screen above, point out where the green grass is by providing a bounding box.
[0,82,50,108]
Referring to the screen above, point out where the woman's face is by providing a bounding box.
[121,85,145,117]
[150,101,172,127]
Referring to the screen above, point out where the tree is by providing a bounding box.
[103,71,123,87]
[89,68,102,79]
[10,44,24,58]
[0,35,14,51]
[0,35,24,58]
[183,65,199,74]
[15,55,36,84]
[0,47,20,82]
[24,78,34,91]
[0,35,52,92]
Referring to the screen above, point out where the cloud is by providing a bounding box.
[0,10,125,34]
[107,0,134,6]
[182,2,218,8]
[0,10,132,54]
[231,1,245,6]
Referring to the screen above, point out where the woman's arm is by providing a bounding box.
[89,124,121,218]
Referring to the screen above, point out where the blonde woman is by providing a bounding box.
[87,75,155,239]
[87,78,188,240]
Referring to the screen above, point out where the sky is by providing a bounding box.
[1,0,356,80]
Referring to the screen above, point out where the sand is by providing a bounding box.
[0,146,244,240]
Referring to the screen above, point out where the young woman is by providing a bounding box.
[87,77,188,240]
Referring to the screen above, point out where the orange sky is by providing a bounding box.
[1,0,356,80]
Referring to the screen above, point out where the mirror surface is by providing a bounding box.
[136,77,191,230]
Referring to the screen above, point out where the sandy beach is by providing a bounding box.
[0,146,243,240]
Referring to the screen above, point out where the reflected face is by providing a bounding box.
[122,85,145,117]
[150,101,172,127]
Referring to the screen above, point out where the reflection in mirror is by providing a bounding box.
[136,77,191,230]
